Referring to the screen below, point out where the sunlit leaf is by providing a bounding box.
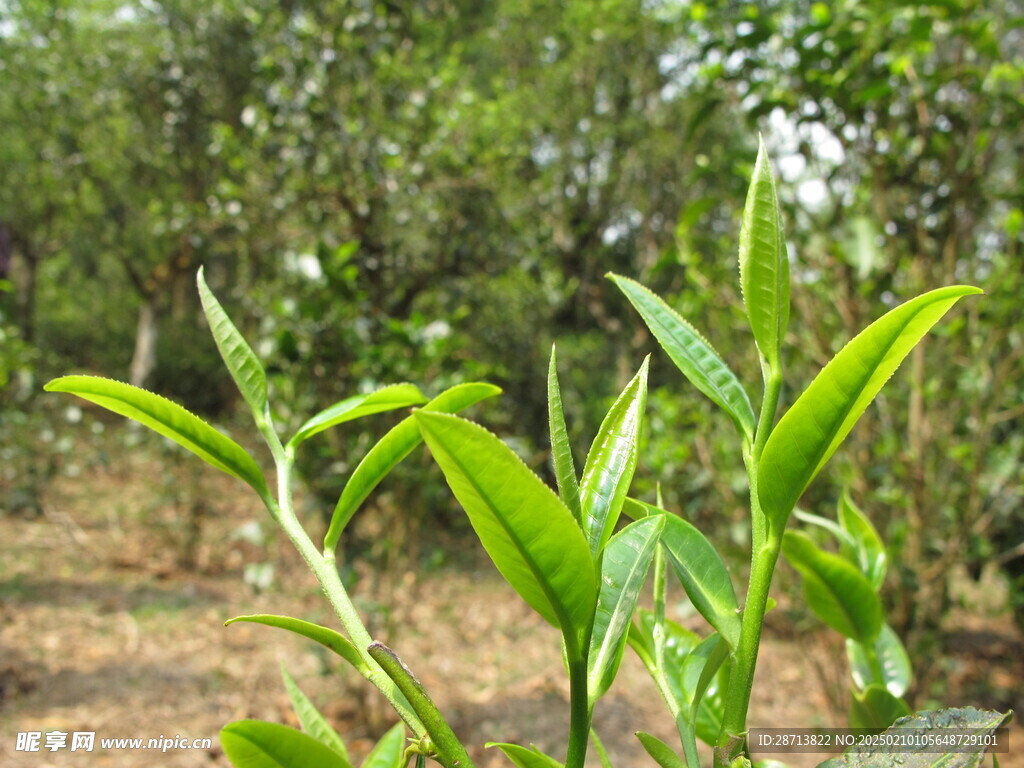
[44,375,268,497]
[580,356,649,558]
[548,344,582,525]
[359,723,405,768]
[224,615,365,673]
[608,273,756,442]
[739,136,790,373]
[289,384,428,448]
[782,531,881,643]
[587,515,664,703]
[324,382,501,552]
[197,266,268,424]
[758,286,981,533]
[220,720,352,768]
[414,411,596,649]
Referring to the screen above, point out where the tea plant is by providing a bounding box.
[46,139,1010,768]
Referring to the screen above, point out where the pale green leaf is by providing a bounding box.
[280,665,349,760]
[782,531,882,643]
[44,375,268,497]
[587,515,665,703]
[548,344,582,525]
[636,732,686,768]
[220,720,351,768]
[838,492,887,590]
[360,723,405,768]
[414,411,596,650]
[197,266,268,423]
[580,356,649,557]
[289,384,428,448]
[324,382,501,552]
[846,624,912,698]
[609,274,756,441]
[758,286,981,533]
[224,615,366,673]
[739,136,790,372]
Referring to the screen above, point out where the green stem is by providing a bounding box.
[565,657,593,768]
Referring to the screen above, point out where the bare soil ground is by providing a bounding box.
[1,436,1020,767]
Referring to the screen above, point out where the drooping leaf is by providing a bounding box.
[485,742,564,768]
[738,136,790,373]
[414,412,596,648]
[609,273,756,442]
[587,515,665,703]
[324,382,501,552]
[289,384,428,448]
[224,615,366,673]
[820,707,1011,768]
[838,492,887,590]
[782,531,882,643]
[220,720,352,768]
[280,665,349,760]
[359,723,406,768]
[658,511,741,649]
[846,624,912,698]
[635,732,687,768]
[580,356,650,557]
[548,344,582,525]
[44,376,268,497]
[758,286,982,533]
[197,266,268,424]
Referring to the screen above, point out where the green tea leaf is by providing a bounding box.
[280,665,349,760]
[848,684,912,730]
[739,136,790,373]
[758,286,982,533]
[782,531,882,643]
[635,732,687,768]
[548,344,582,525]
[608,273,756,442]
[793,510,857,551]
[485,742,564,768]
[847,624,912,698]
[324,382,501,552]
[414,411,596,649]
[658,512,741,648]
[220,720,352,768]
[289,384,428,448]
[224,615,366,673]
[838,492,887,590]
[44,375,268,497]
[587,515,665,703]
[197,266,268,424]
[580,356,649,557]
[360,723,406,768]
[821,707,1011,768]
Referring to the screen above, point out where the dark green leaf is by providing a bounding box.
[197,266,268,424]
[782,531,882,643]
[758,286,982,533]
[846,624,912,698]
[224,615,365,673]
[44,376,268,497]
[580,357,649,558]
[289,384,428,448]
[587,515,665,703]
[548,344,582,525]
[324,382,501,552]
[609,273,756,442]
[220,720,352,768]
[739,136,790,373]
[414,412,596,648]
[280,665,350,760]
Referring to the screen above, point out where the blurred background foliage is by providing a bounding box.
[1,0,1021,697]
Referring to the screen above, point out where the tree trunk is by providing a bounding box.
[129,295,160,388]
